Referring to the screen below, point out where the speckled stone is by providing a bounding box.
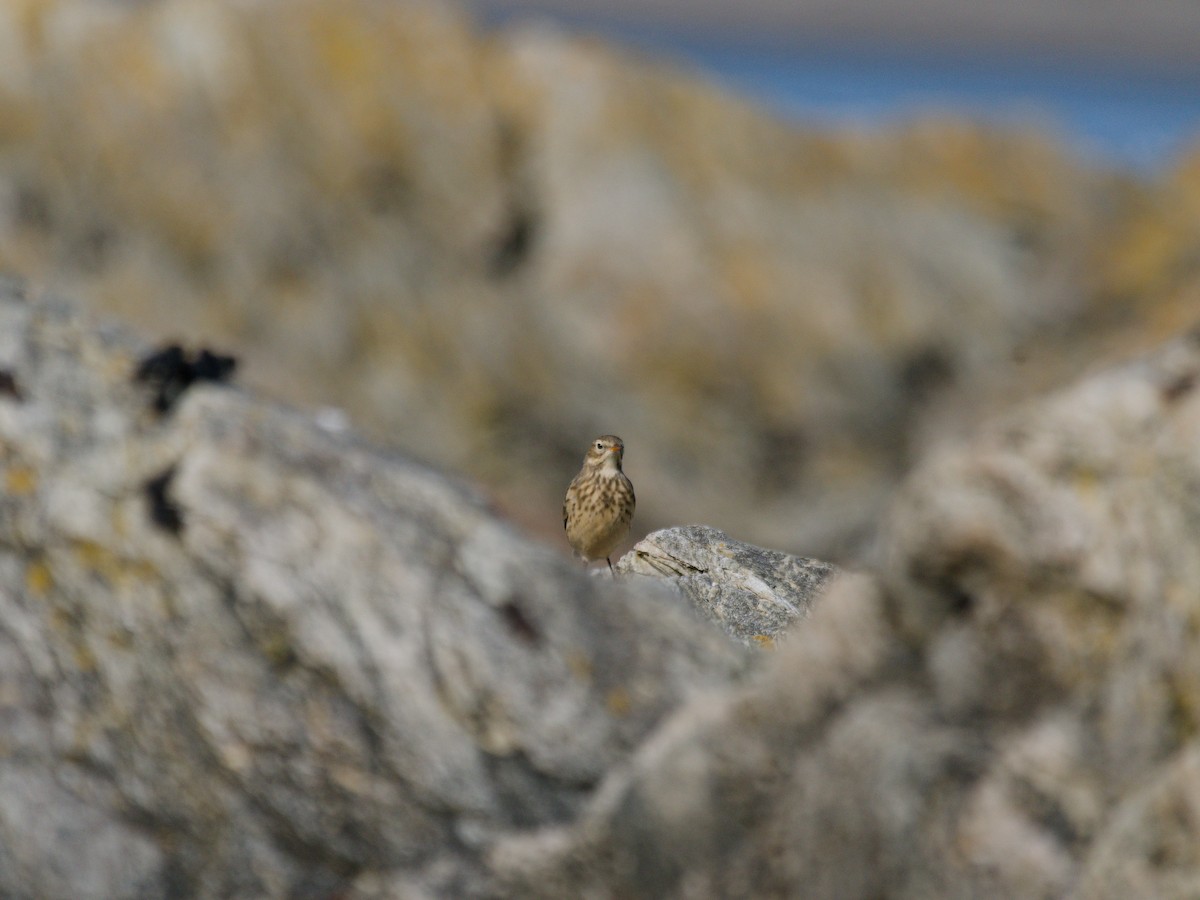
[616,525,837,645]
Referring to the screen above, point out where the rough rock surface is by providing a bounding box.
[0,283,747,899]
[616,525,837,645]
[1,2,1199,895]
[492,328,1200,898]
[6,288,1200,897]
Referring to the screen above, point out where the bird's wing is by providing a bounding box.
[563,476,576,531]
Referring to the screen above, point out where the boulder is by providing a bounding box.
[493,326,1200,898]
[616,525,837,646]
[6,281,1200,898]
[0,282,746,898]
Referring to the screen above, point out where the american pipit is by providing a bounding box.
[563,435,635,574]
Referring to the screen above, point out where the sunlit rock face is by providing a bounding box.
[4,2,1200,897]
[494,323,1200,900]
[4,261,1200,894]
[0,283,747,898]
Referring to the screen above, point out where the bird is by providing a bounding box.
[563,435,635,575]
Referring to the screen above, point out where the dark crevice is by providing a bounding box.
[0,369,23,401]
[489,205,538,277]
[901,344,956,402]
[14,185,52,231]
[70,220,117,273]
[1161,370,1197,403]
[489,116,539,279]
[133,343,237,415]
[144,466,185,536]
[361,162,411,215]
[499,599,541,645]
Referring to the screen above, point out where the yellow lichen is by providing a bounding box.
[751,634,776,650]
[71,539,159,587]
[24,559,53,596]
[106,628,134,650]
[5,465,37,495]
[260,632,296,668]
[1072,467,1101,497]
[566,651,593,681]
[605,686,631,717]
[73,644,97,673]
[73,540,118,581]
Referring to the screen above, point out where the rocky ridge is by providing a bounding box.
[0,0,1199,895]
[0,282,747,898]
[4,278,1200,897]
[494,324,1200,899]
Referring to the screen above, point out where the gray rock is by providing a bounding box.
[10,277,1200,899]
[493,327,1200,898]
[0,284,746,899]
[616,525,837,645]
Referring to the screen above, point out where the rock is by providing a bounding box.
[7,279,1200,898]
[1090,142,1200,349]
[0,283,747,899]
[492,326,1200,898]
[1073,745,1200,899]
[616,525,837,646]
[1,3,1200,892]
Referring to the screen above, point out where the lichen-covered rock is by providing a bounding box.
[7,278,1200,898]
[616,525,837,645]
[0,0,1153,561]
[493,327,1200,898]
[0,3,1197,883]
[0,282,746,899]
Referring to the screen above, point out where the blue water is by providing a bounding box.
[670,42,1200,172]
[478,8,1200,172]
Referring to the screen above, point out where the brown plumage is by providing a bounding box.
[563,434,635,574]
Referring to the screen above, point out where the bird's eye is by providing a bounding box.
[595,441,604,451]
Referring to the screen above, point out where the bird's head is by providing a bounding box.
[585,434,625,472]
